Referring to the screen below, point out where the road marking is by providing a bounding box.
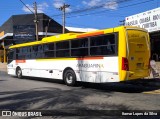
[143,89,160,94]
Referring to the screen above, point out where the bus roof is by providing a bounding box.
[9,33,80,49]
[9,26,147,49]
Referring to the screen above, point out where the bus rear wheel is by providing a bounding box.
[16,67,22,79]
[63,69,76,86]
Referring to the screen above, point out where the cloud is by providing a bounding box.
[104,1,118,10]
[53,0,64,8]
[22,4,33,13]
[82,0,101,7]
[82,1,88,5]
[53,0,72,12]
[82,0,118,10]
[22,2,49,13]
[66,8,72,12]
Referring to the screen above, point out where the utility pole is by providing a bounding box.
[59,3,70,34]
[33,2,39,41]
[45,19,51,37]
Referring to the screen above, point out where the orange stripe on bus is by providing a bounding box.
[16,60,26,63]
[77,31,104,38]
[76,57,103,60]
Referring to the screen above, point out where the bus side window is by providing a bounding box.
[38,45,43,52]
[32,46,38,52]
[25,47,31,59]
[56,41,69,57]
[48,43,54,50]
[43,43,54,58]
[90,34,117,56]
[8,51,13,64]
[56,41,69,50]
[80,38,88,47]
[104,35,116,55]
[43,44,49,51]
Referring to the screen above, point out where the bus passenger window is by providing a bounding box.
[48,43,54,50]
[90,34,117,56]
[71,39,79,48]
[71,49,79,56]
[56,50,69,57]
[43,44,49,51]
[44,51,54,58]
[16,49,20,53]
[80,48,88,56]
[38,45,43,52]
[56,41,69,50]
[32,46,38,52]
[80,38,88,47]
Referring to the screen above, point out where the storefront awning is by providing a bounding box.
[0,33,13,40]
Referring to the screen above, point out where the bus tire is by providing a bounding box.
[16,67,22,79]
[63,69,76,86]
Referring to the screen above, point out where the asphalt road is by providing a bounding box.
[0,69,160,118]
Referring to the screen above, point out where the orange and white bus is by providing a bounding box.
[7,26,150,86]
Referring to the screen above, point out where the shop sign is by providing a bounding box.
[125,7,160,32]
[13,25,35,44]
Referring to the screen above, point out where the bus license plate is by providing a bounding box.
[136,63,144,68]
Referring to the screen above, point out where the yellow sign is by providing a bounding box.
[0,31,4,37]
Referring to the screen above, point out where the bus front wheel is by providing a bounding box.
[63,69,76,86]
[16,67,22,79]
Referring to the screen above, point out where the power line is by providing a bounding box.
[48,0,154,20]
[62,0,155,19]
[19,0,155,28]
[19,0,34,14]
[52,0,155,29]
[38,0,154,22]
[48,0,131,18]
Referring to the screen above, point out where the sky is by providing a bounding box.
[0,0,159,29]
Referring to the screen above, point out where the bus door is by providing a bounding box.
[126,29,150,79]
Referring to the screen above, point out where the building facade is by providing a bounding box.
[0,13,69,63]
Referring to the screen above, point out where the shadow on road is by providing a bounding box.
[0,76,159,117]
[13,76,160,93]
[0,87,130,112]
[79,78,160,93]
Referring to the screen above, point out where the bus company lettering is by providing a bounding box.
[142,21,157,29]
[126,20,138,26]
[139,16,150,24]
[77,64,104,68]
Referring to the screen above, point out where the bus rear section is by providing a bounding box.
[121,28,150,81]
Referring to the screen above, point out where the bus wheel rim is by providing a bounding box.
[66,73,73,84]
[17,70,21,77]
